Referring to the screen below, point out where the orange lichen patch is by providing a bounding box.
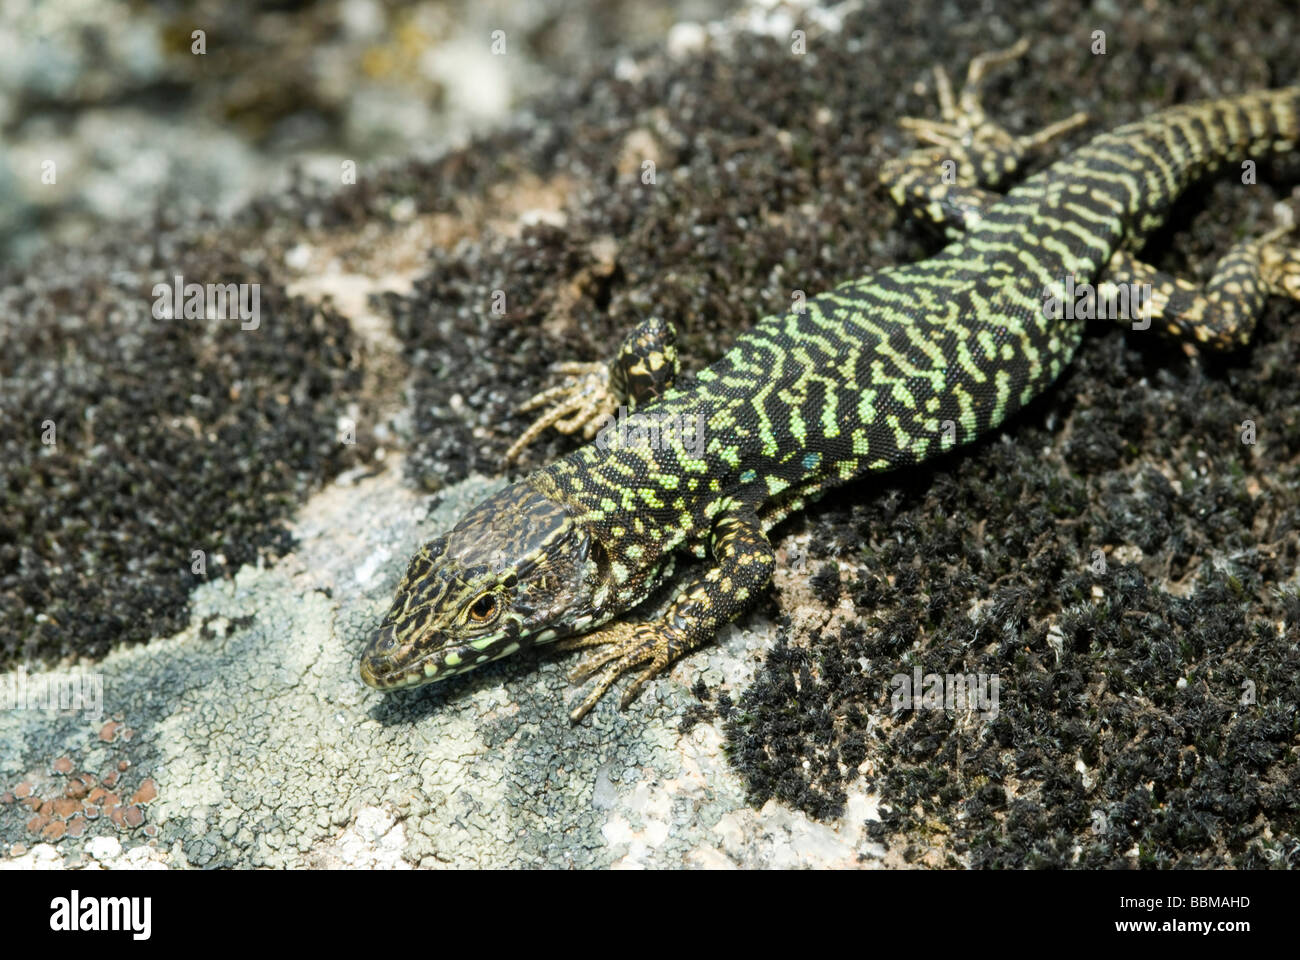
[10,742,160,842]
[143,825,159,838]
[99,721,122,742]
[52,798,81,819]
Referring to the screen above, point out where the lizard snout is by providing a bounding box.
[359,625,404,688]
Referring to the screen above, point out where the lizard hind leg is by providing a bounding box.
[1260,231,1300,301]
[880,38,1088,235]
[504,316,679,464]
[1104,225,1300,350]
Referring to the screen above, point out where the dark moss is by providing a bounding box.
[0,236,375,666]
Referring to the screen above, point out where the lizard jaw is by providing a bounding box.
[359,624,524,690]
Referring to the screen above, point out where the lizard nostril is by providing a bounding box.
[359,627,398,689]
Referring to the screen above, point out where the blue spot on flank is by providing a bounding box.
[739,469,757,484]
[802,452,821,471]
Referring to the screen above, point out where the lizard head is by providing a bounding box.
[359,481,606,691]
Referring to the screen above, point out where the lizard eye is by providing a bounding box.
[467,593,499,623]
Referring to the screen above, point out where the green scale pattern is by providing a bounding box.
[546,90,1300,567]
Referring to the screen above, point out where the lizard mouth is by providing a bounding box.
[359,624,449,689]
[359,625,509,690]
[358,651,423,689]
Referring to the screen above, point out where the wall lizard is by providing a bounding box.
[361,41,1300,720]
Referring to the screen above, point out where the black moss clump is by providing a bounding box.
[0,229,373,667]
[809,563,843,607]
[725,628,853,821]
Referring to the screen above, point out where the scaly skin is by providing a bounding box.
[361,42,1300,721]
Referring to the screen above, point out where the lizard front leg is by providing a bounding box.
[557,506,775,721]
[505,315,680,462]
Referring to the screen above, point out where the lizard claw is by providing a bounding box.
[504,361,618,464]
[897,39,1086,163]
[557,621,677,721]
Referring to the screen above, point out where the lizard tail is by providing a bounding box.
[1071,87,1300,228]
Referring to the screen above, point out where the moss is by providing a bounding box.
[0,245,374,666]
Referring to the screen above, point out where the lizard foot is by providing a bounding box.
[504,361,618,463]
[556,621,682,721]
[897,38,1087,176]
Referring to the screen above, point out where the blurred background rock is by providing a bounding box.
[0,0,738,264]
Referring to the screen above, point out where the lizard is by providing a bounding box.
[360,39,1300,722]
